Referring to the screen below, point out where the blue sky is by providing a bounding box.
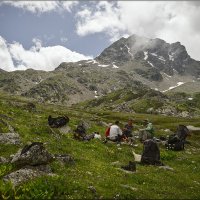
[0,1,200,71]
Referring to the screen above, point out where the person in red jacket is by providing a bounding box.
[105,123,112,137]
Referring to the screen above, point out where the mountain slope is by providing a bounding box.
[0,34,200,104]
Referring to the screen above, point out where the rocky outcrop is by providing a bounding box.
[3,142,74,186]
[11,142,53,167]
[0,132,20,145]
[3,165,56,186]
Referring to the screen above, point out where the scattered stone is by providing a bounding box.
[179,111,190,118]
[147,107,154,114]
[86,171,93,176]
[186,151,192,154]
[54,154,74,164]
[88,185,96,193]
[96,121,108,127]
[3,166,56,187]
[113,193,120,200]
[118,168,136,174]
[11,142,53,166]
[58,125,71,134]
[0,132,20,145]
[0,156,8,164]
[111,161,121,166]
[120,184,137,191]
[26,102,36,112]
[159,165,174,171]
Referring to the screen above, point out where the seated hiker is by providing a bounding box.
[105,121,123,143]
[73,122,87,140]
[122,118,134,142]
[105,123,112,138]
[139,119,154,142]
[73,122,95,141]
[166,125,191,151]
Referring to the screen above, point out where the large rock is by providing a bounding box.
[0,132,20,145]
[11,142,53,166]
[3,165,56,186]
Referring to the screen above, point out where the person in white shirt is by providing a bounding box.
[108,121,123,142]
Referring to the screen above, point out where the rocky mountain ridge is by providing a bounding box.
[0,34,200,105]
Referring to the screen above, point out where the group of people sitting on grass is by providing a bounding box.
[104,118,154,144]
[72,117,190,152]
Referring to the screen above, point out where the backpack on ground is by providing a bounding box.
[141,139,163,166]
[166,125,190,151]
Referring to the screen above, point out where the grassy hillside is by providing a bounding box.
[0,92,200,199]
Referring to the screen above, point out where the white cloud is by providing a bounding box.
[62,1,79,12]
[0,36,92,72]
[75,1,125,41]
[0,36,15,71]
[1,1,78,13]
[75,1,200,60]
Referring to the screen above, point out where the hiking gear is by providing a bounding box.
[141,139,163,166]
[105,127,110,137]
[121,161,136,172]
[166,125,190,151]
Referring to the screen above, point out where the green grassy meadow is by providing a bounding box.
[0,93,200,199]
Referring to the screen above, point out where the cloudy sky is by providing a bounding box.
[0,1,200,71]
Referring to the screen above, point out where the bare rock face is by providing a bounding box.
[0,132,20,145]
[11,142,54,167]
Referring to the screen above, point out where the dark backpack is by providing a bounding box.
[166,125,190,151]
[141,139,163,166]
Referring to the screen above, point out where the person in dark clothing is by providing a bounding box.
[123,119,134,138]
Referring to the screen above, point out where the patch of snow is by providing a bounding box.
[92,60,98,64]
[98,64,109,67]
[94,95,99,98]
[94,91,97,95]
[151,53,157,57]
[120,47,123,50]
[169,54,174,61]
[188,97,193,100]
[125,45,133,57]
[177,82,184,86]
[112,63,119,68]
[78,64,82,66]
[154,88,158,91]
[163,73,172,78]
[173,68,178,73]
[151,53,165,62]
[144,51,148,60]
[86,60,93,63]
[158,56,166,62]
[162,82,185,92]
[197,77,200,80]
[147,61,154,67]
